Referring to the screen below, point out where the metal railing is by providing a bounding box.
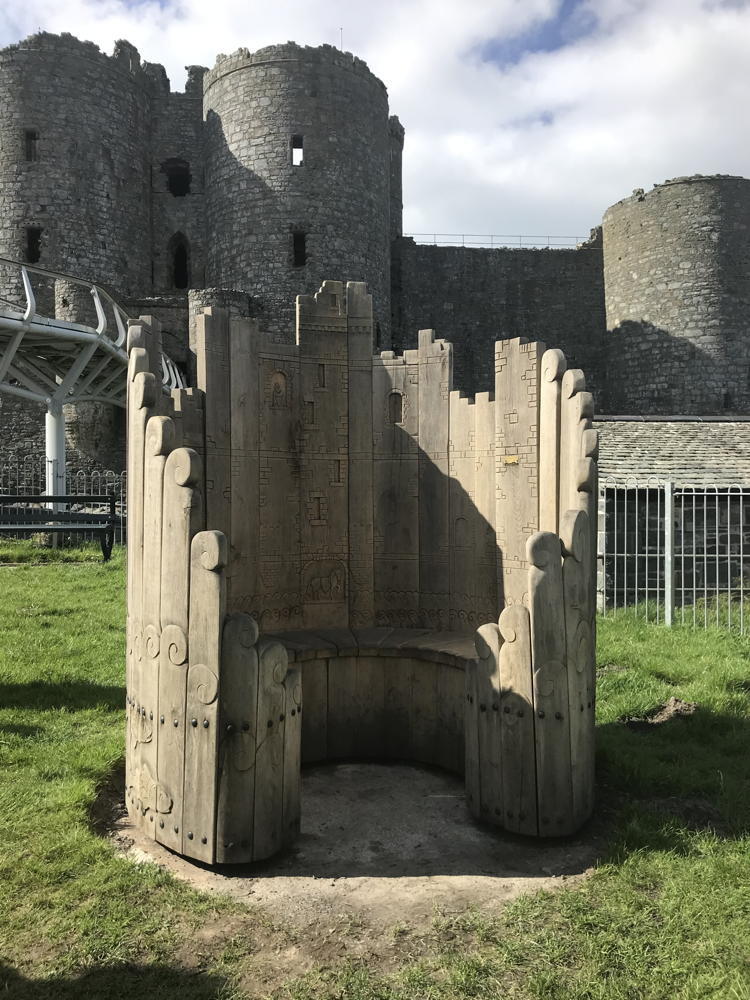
[598,477,750,632]
[404,233,592,249]
[0,458,126,544]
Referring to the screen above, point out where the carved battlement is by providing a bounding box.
[125,280,598,863]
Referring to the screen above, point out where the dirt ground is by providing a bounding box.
[113,761,600,989]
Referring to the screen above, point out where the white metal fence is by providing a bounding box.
[599,478,750,632]
[0,458,127,543]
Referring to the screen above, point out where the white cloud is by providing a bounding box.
[2,0,749,239]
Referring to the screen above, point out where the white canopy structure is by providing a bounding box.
[0,257,185,495]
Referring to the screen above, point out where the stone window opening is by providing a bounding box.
[291,135,304,166]
[168,232,190,290]
[388,390,404,424]
[25,227,42,264]
[24,129,39,162]
[723,391,733,410]
[292,231,307,267]
[318,364,326,387]
[161,158,191,197]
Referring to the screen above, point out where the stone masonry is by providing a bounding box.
[1,31,750,473]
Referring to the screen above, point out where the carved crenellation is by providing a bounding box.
[126,281,598,860]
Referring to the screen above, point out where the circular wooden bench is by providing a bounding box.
[271,627,477,776]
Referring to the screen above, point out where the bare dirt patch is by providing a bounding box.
[107,762,600,994]
[624,696,698,732]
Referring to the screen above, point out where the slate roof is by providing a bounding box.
[594,419,750,486]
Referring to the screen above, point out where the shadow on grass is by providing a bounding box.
[0,961,229,999]
[595,705,750,853]
[0,681,124,712]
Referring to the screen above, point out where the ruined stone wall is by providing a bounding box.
[602,175,750,415]
[0,33,152,291]
[392,237,606,401]
[149,65,207,295]
[0,33,154,475]
[203,44,392,343]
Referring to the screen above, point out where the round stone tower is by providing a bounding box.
[0,33,152,294]
[203,43,392,341]
[0,33,153,471]
[602,175,750,415]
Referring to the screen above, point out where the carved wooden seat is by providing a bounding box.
[124,281,598,866]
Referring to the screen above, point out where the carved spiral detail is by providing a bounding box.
[167,446,202,488]
[582,427,599,461]
[541,348,566,383]
[133,371,157,411]
[193,530,228,572]
[190,663,219,705]
[499,604,529,644]
[534,660,565,698]
[162,624,188,665]
[128,346,149,382]
[235,612,259,648]
[562,368,586,399]
[146,415,176,457]
[474,623,499,660]
[145,624,160,659]
[560,509,588,561]
[127,324,147,355]
[527,531,561,569]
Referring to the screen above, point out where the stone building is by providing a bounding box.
[1,31,749,474]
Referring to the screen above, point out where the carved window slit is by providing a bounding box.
[24,129,39,162]
[291,135,304,166]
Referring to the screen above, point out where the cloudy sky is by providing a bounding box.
[1,0,748,242]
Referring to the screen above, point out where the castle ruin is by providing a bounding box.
[1,31,750,474]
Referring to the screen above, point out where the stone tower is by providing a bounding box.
[602,175,750,415]
[203,44,394,343]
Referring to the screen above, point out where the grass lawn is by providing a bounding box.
[0,544,748,998]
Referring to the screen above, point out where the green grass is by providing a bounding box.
[0,549,749,998]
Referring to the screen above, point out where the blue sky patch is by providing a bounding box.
[475,0,598,67]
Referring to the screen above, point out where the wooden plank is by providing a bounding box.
[561,508,595,829]
[183,530,227,862]
[418,331,451,631]
[527,531,574,836]
[494,339,543,606]
[448,391,476,632]
[326,655,358,759]
[347,283,375,627]
[282,661,303,845]
[497,605,537,836]
[253,636,289,860]
[436,663,465,775]
[138,415,174,839]
[156,446,204,853]
[229,316,259,615]
[410,657,439,765]
[473,392,499,628]
[125,355,157,830]
[539,349,566,534]
[354,655,386,758]
[383,655,413,760]
[195,309,232,563]
[300,658,328,764]
[216,612,260,864]
[474,622,503,824]
[463,658,481,820]
[372,353,420,628]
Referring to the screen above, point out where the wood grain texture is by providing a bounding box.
[474,622,503,824]
[527,530,574,836]
[216,612,260,863]
[184,530,227,862]
[498,605,537,835]
[253,636,289,860]
[539,349,566,534]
